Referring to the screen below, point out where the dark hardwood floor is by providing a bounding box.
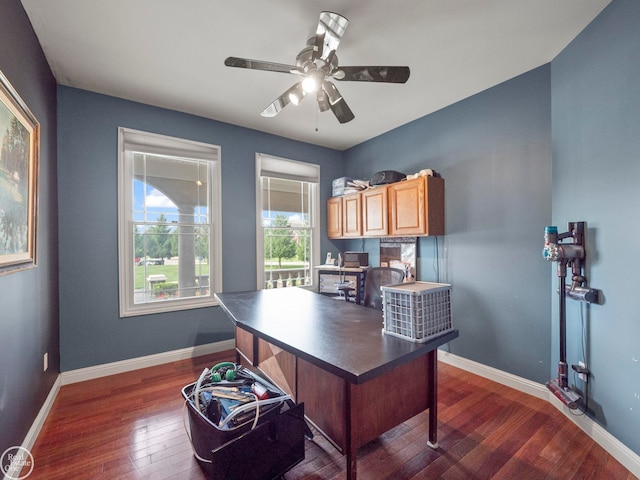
[25,350,635,479]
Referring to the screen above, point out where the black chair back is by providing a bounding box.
[362,267,405,310]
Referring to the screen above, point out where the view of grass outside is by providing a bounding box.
[263,215,311,288]
[134,262,209,289]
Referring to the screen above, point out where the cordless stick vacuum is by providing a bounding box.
[542,222,589,409]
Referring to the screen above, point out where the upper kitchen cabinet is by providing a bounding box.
[327,196,343,239]
[389,176,444,236]
[326,175,444,239]
[342,192,362,237]
[362,186,389,237]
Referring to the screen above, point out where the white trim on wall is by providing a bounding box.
[16,375,61,454]
[438,350,640,478]
[13,338,235,471]
[16,342,639,480]
[61,339,236,385]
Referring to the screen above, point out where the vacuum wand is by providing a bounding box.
[542,223,585,410]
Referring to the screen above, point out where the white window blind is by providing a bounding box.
[257,153,320,183]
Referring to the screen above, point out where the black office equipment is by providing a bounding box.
[343,251,369,268]
[370,170,406,185]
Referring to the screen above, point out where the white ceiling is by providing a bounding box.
[21,0,610,151]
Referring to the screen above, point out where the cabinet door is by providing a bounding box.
[327,196,342,239]
[362,187,388,236]
[389,176,444,236]
[342,193,362,237]
[389,177,425,235]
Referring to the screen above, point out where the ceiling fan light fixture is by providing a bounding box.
[317,90,329,112]
[302,75,319,94]
[323,81,342,105]
[288,83,306,105]
[225,11,408,124]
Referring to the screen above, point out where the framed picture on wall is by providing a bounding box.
[0,70,39,275]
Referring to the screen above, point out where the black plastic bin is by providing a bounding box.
[182,382,305,479]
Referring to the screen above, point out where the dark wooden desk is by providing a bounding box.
[215,287,458,480]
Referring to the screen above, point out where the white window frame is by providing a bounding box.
[117,127,222,317]
[255,153,320,291]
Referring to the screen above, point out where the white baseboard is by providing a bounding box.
[13,339,235,474]
[60,339,236,385]
[20,375,61,452]
[4,375,61,480]
[438,350,640,478]
[438,350,549,401]
[19,343,639,479]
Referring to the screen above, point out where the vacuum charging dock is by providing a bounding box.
[546,379,582,410]
[543,222,595,410]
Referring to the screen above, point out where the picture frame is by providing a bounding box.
[0,70,39,275]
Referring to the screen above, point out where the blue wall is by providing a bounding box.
[550,0,640,455]
[342,66,553,384]
[0,0,59,455]
[3,0,638,463]
[57,87,344,371]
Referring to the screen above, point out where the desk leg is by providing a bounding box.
[427,349,438,449]
[345,382,357,480]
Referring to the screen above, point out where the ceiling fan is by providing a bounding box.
[224,11,410,124]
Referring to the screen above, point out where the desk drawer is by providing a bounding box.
[236,326,254,363]
[258,338,296,399]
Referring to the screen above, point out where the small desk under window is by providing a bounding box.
[315,265,367,304]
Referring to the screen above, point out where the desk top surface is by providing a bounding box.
[314,265,368,273]
[216,287,458,384]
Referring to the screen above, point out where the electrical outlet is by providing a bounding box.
[43,352,48,372]
[578,361,587,382]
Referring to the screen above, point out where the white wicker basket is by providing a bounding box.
[382,282,452,342]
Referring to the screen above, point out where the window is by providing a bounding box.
[256,154,319,290]
[118,128,221,317]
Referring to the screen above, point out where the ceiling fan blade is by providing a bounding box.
[334,66,410,83]
[224,56,296,74]
[330,96,355,124]
[315,11,349,62]
[321,81,354,123]
[261,82,306,117]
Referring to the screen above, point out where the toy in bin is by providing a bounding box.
[182,362,306,479]
[190,362,286,429]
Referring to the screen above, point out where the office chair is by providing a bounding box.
[340,267,405,310]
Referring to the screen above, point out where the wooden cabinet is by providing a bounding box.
[389,176,444,236]
[342,193,362,237]
[362,186,388,236]
[327,196,342,239]
[327,175,444,239]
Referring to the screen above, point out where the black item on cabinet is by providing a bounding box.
[370,170,406,185]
